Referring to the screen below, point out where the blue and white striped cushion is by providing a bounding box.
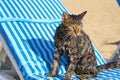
[0,0,120,80]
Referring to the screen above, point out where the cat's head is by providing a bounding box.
[61,11,87,36]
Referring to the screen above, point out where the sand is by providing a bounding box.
[62,0,120,59]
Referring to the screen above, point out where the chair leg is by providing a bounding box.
[109,44,120,63]
[0,46,7,67]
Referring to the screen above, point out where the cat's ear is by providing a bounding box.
[62,12,70,22]
[78,11,87,19]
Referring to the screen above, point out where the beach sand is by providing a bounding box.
[62,0,120,59]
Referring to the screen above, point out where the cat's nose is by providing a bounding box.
[74,29,80,35]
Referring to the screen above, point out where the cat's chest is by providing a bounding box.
[64,36,86,54]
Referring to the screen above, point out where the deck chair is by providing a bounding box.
[0,0,120,80]
[109,44,120,64]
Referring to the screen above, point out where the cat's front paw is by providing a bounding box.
[46,72,55,77]
[64,76,70,80]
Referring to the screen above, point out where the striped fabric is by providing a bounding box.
[0,0,120,80]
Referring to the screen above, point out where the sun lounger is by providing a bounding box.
[0,0,120,80]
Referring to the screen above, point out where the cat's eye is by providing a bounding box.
[68,27,74,30]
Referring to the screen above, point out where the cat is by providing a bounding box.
[46,11,120,80]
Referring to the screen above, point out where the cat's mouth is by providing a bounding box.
[71,29,81,37]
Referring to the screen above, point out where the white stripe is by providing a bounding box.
[2,22,32,75]
[14,1,29,19]
[57,0,70,13]
[0,5,7,17]
[25,23,37,38]
[19,22,31,39]
[41,24,53,40]
[35,38,50,61]
[33,1,46,19]
[36,60,46,75]
[13,0,24,18]
[24,23,51,68]
[54,0,66,12]
[2,23,20,53]
[40,40,52,64]
[13,22,26,40]
[19,1,34,19]
[28,0,40,19]
[43,0,57,19]
[30,23,42,39]
[22,23,46,74]
[52,24,57,32]
[49,0,62,18]
[38,0,51,19]
[24,1,38,18]
[46,24,55,39]
[36,24,48,40]
[35,1,49,19]
[8,22,29,60]
[6,0,19,18]
[28,75,44,80]
[10,22,40,74]
[95,51,103,65]
[24,23,42,59]
[1,1,12,17]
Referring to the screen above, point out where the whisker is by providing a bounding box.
[63,33,71,41]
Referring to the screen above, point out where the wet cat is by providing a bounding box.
[46,11,120,80]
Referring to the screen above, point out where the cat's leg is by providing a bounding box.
[77,62,97,79]
[78,74,96,80]
[46,48,63,77]
[64,55,77,80]
[77,54,98,79]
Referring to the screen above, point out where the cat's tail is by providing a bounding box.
[96,61,120,72]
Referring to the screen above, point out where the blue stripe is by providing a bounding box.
[27,24,49,62]
[11,22,28,60]
[33,24,50,61]
[2,23,32,75]
[50,0,62,18]
[24,1,37,19]
[56,0,70,13]
[8,0,21,18]
[5,22,22,52]
[17,22,30,39]
[33,1,46,19]
[28,1,41,19]
[1,1,9,17]
[46,24,55,38]
[18,1,31,19]
[20,1,34,19]
[35,1,48,19]
[4,0,16,17]
[24,22,53,68]
[40,0,52,19]
[13,0,26,18]
[37,1,50,19]
[42,1,56,19]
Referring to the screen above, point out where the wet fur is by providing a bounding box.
[46,11,120,80]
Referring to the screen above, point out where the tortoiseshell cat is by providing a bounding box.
[46,11,120,80]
